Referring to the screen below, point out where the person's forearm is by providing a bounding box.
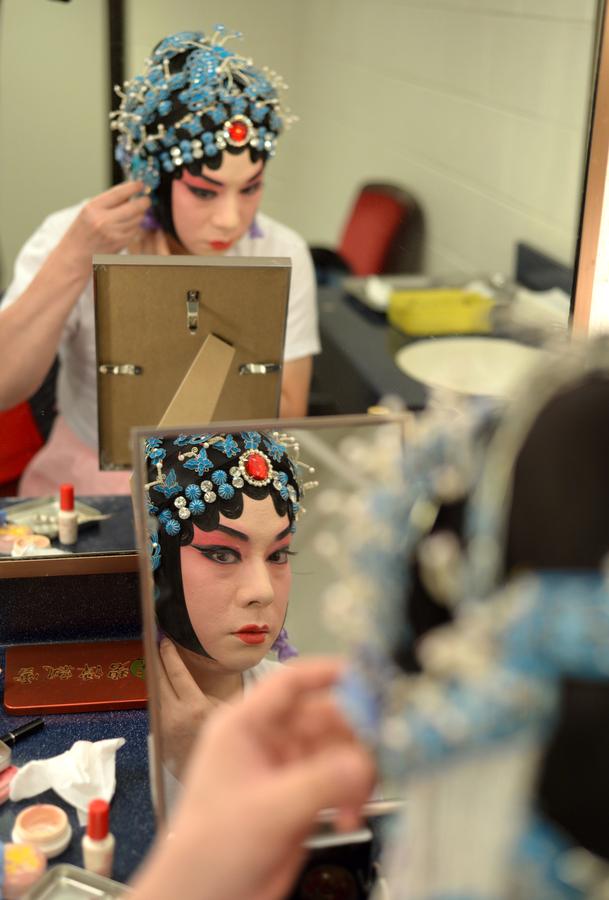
[280,356,313,418]
[0,238,91,409]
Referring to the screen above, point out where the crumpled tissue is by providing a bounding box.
[9,738,125,824]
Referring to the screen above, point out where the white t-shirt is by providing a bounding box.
[2,205,320,449]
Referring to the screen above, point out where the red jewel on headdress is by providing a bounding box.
[224,115,253,148]
[228,121,249,143]
[245,452,269,481]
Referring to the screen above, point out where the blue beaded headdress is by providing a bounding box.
[111,27,294,196]
[145,430,307,541]
[144,431,315,661]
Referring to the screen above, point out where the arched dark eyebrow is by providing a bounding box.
[213,523,292,542]
[197,166,264,188]
[216,524,248,541]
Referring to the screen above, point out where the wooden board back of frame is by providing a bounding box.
[93,255,291,469]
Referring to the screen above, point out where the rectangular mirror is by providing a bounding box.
[131,415,408,822]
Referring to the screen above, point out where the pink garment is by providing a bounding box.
[19,415,132,496]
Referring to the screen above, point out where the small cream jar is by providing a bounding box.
[12,804,72,859]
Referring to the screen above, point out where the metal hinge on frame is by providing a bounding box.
[238,363,281,375]
[186,290,199,333]
[98,364,143,376]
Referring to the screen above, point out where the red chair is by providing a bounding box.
[0,403,44,496]
[311,182,424,282]
[0,356,58,496]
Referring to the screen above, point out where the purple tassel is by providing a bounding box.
[248,216,264,239]
[141,207,160,231]
[271,627,299,662]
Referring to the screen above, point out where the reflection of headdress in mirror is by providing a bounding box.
[145,431,315,659]
[111,27,294,198]
[321,337,609,897]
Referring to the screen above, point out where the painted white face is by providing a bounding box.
[179,494,292,672]
[171,152,264,254]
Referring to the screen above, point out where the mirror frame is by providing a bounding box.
[573,0,609,329]
[131,412,409,823]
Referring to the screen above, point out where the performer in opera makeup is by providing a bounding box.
[145,430,312,782]
[0,28,319,495]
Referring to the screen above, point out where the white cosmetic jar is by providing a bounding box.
[12,803,73,858]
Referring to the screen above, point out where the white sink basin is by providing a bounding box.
[394,336,546,397]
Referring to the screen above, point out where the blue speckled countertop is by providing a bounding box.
[0,500,156,887]
[0,647,155,886]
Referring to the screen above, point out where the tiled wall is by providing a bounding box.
[287,0,598,276]
[0,0,108,289]
[0,1,599,288]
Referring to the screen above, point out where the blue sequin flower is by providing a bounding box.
[150,533,161,571]
[263,436,286,462]
[154,468,182,498]
[188,499,206,516]
[147,447,166,463]
[209,105,227,125]
[241,432,262,450]
[183,450,213,476]
[274,470,290,500]
[216,435,239,458]
[251,105,269,124]
[145,437,163,455]
[185,484,202,501]
[164,518,181,536]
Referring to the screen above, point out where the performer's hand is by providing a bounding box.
[62,180,150,270]
[132,658,375,900]
[157,638,218,780]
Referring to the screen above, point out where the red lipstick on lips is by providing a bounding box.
[210,240,233,251]
[234,625,269,645]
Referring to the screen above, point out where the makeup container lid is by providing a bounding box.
[12,804,72,859]
[0,739,12,772]
[59,484,74,512]
[0,766,18,805]
[87,799,110,840]
[2,842,48,899]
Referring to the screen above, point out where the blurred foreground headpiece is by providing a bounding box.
[322,336,609,898]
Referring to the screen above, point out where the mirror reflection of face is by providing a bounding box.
[171,152,265,255]
[179,494,292,671]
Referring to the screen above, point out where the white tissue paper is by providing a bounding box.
[9,738,125,825]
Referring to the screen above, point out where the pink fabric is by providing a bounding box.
[19,415,132,497]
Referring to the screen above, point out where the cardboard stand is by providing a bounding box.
[158,333,236,428]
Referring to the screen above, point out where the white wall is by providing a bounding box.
[0,0,599,290]
[0,0,108,289]
[287,0,598,277]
